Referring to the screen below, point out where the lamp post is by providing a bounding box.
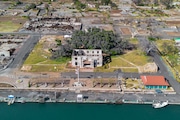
[76,66,80,84]
[75,66,82,87]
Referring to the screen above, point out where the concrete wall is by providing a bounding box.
[72,49,103,68]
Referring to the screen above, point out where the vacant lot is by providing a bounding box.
[23,35,70,72]
[120,27,131,35]
[121,49,149,66]
[0,16,27,32]
[155,39,174,52]
[125,79,141,89]
[95,49,149,73]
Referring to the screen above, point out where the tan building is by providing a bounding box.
[72,49,103,68]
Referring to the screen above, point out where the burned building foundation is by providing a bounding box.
[23,17,82,33]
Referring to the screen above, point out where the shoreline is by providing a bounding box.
[0,89,180,106]
[1,98,180,105]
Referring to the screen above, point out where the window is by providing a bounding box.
[92,51,94,53]
[75,57,77,60]
[87,51,89,53]
[75,62,78,65]
[97,51,99,54]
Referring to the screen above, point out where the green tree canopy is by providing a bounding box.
[51,28,134,58]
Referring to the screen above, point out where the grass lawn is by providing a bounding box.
[155,40,180,82]
[155,39,175,52]
[23,38,71,72]
[24,43,50,64]
[121,68,138,72]
[94,66,117,72]
[0,16,27,32]
[160,56,180,82]
[125,79,141,89]
[95,49,149,72]
[42,57,71,64]
[110,56,134,67]
[0,21,22,32]
[129,38,139,45]
[120,49,149,66]
[30,64,68,72]
[95,64,138,73]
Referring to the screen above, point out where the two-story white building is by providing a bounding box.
[72,49,103,68]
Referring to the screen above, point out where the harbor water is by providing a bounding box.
[1,103,180,120]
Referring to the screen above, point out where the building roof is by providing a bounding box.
[175,38,180,41]
[72,49,102,56]
[140,76,169,86]
[166,32,180,37]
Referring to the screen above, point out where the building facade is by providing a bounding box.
[71,49,103,68]
[140,75,169,89]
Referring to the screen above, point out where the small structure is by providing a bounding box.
[77,94,83,102]
[110,10,122,17]
[64,35,72,38]
[174,38,180,47]
[87,4,96,8]
[0,50,10,57]
[8,95,14,99]
[99,5,111,11]
[140,76,169,89]
[72,49,103,68]
[8,95,15,105]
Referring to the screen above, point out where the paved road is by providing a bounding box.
[0,31,72,36]
[7,35,40,69]
[150,51,180,94]
[0,35,41,76]
[137,36,180,94]
[0,35,40,75]
[61,71,159,79]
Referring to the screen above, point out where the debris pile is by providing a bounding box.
[23,17,82,33]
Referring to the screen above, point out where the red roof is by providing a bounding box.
[140,76,169,86]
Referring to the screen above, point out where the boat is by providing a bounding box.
[152,101,168,108]
[115,100,123,105]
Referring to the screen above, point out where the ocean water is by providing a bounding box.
[1,103,180,120]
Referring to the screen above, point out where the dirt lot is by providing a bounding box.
[165,21,180,26]
[0,16,27,32]
[120,27,132,35]
[165,32,180,36]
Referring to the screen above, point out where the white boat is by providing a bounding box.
[152,101,168,108]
